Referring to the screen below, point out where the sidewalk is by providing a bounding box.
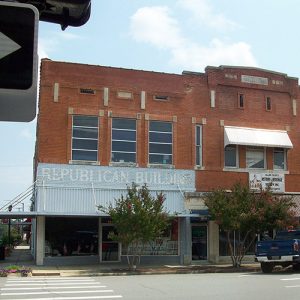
[0,246,261,276]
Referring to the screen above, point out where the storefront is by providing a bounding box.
[34,163,196,265]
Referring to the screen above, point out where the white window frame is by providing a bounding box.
[273,148,287,170]
[111,118,137,163]
[148,121,173,165]
[246,146,266,169]
[224,145,239,168]
[195,125,202,167]
[71,115,99,162]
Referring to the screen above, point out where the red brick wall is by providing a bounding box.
[36,60,300,192]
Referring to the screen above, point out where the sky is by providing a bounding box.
[1,0,300,210]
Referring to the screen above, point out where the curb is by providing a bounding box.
[31,266,261,277]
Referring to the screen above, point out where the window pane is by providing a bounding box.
[72,139,98,150]
[111,152,136,163]
[196,145,201,166]
[149,143,172,154]
[149,132,172,143]
[111,118,136,163]
[112,129,136,141]
[274,148,285,170]
[196,126,201,145]
[149,154,172,164]
[72,116,99,162]
[112,118,136,130]
[112,141,136,152]
[150,121,172,132]
[45,217,98,257]
[73,127,98,139]
[225,146,237,167]
[246,147,264,169]
[73,116,98,127]
[72,150,97,161]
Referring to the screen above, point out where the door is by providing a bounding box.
[101,225,119,261]
[192,225,207,260]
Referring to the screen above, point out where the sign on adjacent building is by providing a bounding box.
[0,1,39,122]
[249,172,285,193]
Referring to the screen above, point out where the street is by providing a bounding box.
[1,272,300,300]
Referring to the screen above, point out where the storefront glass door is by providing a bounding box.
[192,225,207,260]
[101,225,119,261]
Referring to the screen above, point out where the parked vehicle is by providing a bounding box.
[255,230,300,273]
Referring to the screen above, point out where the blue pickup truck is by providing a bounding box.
[255,230,300,273]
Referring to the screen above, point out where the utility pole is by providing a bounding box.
[8,205,12,247]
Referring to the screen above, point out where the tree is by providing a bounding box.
[99,183,169,269]
[204,183,297,267]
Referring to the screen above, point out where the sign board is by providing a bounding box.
[0,1,39,122]
[249,173,285,193]
[36,163,196,191]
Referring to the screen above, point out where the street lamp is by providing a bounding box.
[8,205,12,247]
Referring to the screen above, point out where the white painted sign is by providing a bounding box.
[37,163,195,191]
[241,75,268,86]
[249,173,285,193]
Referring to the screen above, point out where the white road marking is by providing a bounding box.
[3,296,123,300]
[1,289,114,296]
[1,285,107,290]
[280,277,300,281]
[285,285,300,288]
[5,282,100,286]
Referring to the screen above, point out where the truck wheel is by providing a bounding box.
[292,264,300,271]
[261,262,274,273]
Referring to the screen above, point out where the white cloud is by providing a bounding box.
[130,6,185,49]
[177,0,237,31]
[129,6,257,72]
[20,128,35,140]
[38,31,82,59]
[171,39,257,71]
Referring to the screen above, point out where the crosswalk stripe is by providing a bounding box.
[1,285,107,290]
[280,278,300,281]
[5,282,100,286]
[2,289,114,296]
[4,296,123,300]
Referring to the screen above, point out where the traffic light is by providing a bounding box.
[0,0,91,30]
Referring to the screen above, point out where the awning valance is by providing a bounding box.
[224,126,293,149]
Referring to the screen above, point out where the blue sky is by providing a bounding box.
[1,0,300,209]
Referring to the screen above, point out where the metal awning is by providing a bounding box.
[224,126,293,148]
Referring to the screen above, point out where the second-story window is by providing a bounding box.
[266,96,272,111]
[72,115,99,161]
[246,146,265,169]
[238,93,244,109]
[274,148,286,170]
[149,121,172,165]
[111,118,136,163]
[195,125,202,166]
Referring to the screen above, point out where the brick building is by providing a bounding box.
[33,59,300,265]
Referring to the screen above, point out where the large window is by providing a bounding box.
[111,118,136,163]
[72,115,98,161]
[246,147,265,169]
[149,121,172,165]
[224,145,238,168]
[45,217,98,257]
[195,125,202,166]
[274,148,286,170]
[219,230,256,256]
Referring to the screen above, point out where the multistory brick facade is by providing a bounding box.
[33,59,300,265]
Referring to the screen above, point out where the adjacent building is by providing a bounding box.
[33,59,300,265]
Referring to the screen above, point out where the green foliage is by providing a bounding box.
[99,183,169,268]
[204,183,297,267]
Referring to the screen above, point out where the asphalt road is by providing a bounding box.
[0,272,300,300]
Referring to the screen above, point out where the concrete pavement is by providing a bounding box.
[0,246,261,276]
